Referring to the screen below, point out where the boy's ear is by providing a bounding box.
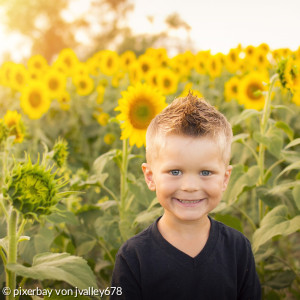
[222,165,232,192]
[142,163,156,191]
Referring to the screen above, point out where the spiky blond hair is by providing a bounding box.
[146,92,232,164]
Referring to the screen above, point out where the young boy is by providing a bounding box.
[111,93,261,300]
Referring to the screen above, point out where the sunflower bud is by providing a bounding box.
[4,156,65,217]
[52,138,69,168]
[276,59,287,88]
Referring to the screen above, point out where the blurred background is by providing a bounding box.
[0,0,299,63]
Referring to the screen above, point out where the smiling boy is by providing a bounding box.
[111,93,261,300]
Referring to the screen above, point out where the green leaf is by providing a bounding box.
[265,270,296,289]
[292,185,300,211]
[232,109,261,126]
[252,205,300,253]
[223,165,260,204]
[253,128,283,159]
[34,227,56,253]
[47,207,79,225]
[134,207,163,226]
[275,161,300,182]
[214,214,243,233]
[0,236,8,254]
[275,121,294,141]
[232,133,250,143]
[6,252,98,290]
[284,137,300,150]
[77,240,97,256]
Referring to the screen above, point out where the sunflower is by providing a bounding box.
[43,69,67,99]
[55,48,79,76]
[115,83,167,147]
[20,80,51,119]
[169,56,190,80]
[194,51,208,74]
[138,54,156,78]
[73,74,94,96]
[146,48,169,67]
[225,48,241,73]
[11,63,29,91]
[104,133,116,145]
[224,76,240,102]
[96,84,106,104]
[0,61,15,87]
[284,58,300,92]
[120,50,136,71]
[99,50,120,76]
[254,49,270,71]
[57,91,71,111]
[27,55,48,74]
[258,43,270,54]
[207,55,223,79]
[128,61,142,84]
[238,72,268,110]
[4,110,25,143]
[291,90,300,106]
[97,112,110,126]
[157,68,179,95]
[145,69,159,89]
[179,82,203,98]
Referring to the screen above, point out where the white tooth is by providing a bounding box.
[179,199,201,204]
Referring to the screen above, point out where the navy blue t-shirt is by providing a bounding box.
[111,216,261,300]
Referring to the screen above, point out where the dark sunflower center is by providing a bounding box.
[34,62,42,69]
[231,85,238,93]
[246,83,262,100]
[64,58,72,67]
[79,80,87,89]
[16,73,24,85]
[49,78,59,90]
[141,63,149,73]
[230,53,236,62]
[29,91,42,107]
[129,100,155,129]
[211,61,216,70]
[163,78,171,88]
[107,58,113,68]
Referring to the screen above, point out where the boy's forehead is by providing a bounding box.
[147,133,220,158]
[146,132,230,166]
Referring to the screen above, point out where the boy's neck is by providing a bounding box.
[157,213,211,257]
[158,213,210,237]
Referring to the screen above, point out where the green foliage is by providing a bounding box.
[6,252,98,290]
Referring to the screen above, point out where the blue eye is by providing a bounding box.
[170,170,181,176]
[201,170,211,176]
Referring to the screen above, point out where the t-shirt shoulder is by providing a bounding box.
[213,218,252,252]
[117,222,154,256]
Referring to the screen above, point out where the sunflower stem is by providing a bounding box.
[6,209,18,300]
[119,139,129,241]
[258,73,278,221]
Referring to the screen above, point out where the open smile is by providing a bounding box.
[173,198,205,204]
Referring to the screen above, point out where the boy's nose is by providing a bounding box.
[180,175,200,192]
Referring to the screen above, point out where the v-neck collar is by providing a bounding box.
[151,215,219,269]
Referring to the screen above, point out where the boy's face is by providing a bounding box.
[142,134,232,223]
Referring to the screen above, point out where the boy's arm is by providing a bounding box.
[238,240,262,300]
[110,253,142,300]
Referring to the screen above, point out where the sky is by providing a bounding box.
[129,0,300,53]
[0,0,299,62]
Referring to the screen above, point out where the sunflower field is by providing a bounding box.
[0,44,300,299]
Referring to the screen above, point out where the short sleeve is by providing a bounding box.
[238,240,261,300]
[110,252,142,300]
